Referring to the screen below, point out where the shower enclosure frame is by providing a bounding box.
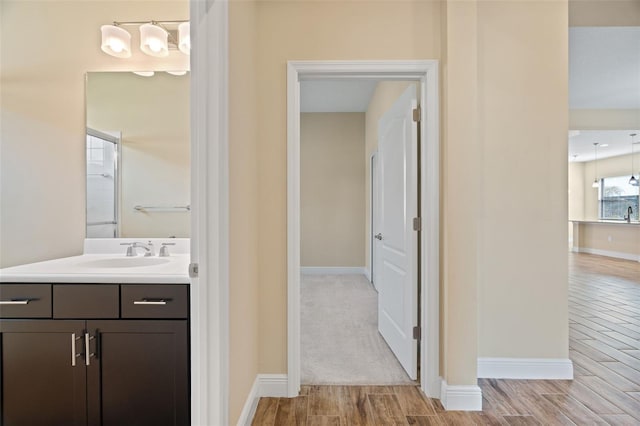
[86,127,121,238]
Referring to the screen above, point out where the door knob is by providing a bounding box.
[375,233,383,240]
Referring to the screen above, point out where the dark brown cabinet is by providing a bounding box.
[0,284,189,426]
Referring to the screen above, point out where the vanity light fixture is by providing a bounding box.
[100,20,190,59]
[132,71,155,77]
[178,22,190,54]
[139,23,169,57]
[100,25,132,58]
[630,133,639,186]
[592,142,600,188]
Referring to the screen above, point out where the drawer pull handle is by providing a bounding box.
[133,299,168,305]
[0,299,30,305]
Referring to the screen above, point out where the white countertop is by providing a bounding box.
[0,238,190,284]
[570,219,640,226]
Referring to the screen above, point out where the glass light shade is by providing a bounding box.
[167,70,188,76]
[178,22,190,54]
[592,179,600,188]
[140,23,169,57]
[630,175,639,186]
[132,71,155,77]
[100,25,131,58]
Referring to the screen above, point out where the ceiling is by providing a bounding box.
[569,130,640,162]
[300,80,378,113]
[569,26,640,161]
[569,27,640,109]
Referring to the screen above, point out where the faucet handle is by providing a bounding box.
[120,243,136,257]
[159,242,175,257]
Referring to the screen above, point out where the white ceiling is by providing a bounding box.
[569,130,640,162]
[569,27,640,161]
[569,27,640,109]
[300,80,378,112]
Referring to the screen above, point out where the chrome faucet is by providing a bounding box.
[625,206,633,223]
[120,241,155,257]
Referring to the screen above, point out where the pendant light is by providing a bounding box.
[139,23,169,57]
[630,133,638,186]
[592,142,600,188]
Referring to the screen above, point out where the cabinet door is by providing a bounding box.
[0,320,87,426]
[86,320,189,426]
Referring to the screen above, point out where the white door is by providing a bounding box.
[375,85,418,380]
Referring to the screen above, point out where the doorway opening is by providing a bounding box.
[287,60,440,398]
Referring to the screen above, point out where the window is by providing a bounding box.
[599,175,639,220]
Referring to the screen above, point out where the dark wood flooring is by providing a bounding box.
[252,252,640,425]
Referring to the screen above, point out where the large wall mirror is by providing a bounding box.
[85,72,190,238]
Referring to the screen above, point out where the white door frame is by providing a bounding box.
[287,60,440,398]
[190,0,229,425]
[370,151,377,287]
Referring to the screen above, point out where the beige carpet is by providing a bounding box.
[301,274,415,385]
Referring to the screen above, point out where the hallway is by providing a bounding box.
[252,253,640,425]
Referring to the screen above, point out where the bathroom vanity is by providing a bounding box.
[0,239,191,426]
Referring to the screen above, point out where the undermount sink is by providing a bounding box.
[78,257,171,268]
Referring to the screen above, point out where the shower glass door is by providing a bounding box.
[86,129,119,238]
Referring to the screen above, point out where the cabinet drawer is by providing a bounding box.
[53,285,119,318]
[0,284,52,318]
[121,285,188,319]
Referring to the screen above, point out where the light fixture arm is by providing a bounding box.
[111,20,189,26]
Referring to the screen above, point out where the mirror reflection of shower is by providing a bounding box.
[86,128,120,238]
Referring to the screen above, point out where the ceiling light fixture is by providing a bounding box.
[166,70,188,76]
[630,133,638,186]
[592,142,600,188]
[100,20,190,59]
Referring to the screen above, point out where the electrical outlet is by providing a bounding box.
[608,235,612,242]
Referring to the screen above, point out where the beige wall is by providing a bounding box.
[576,223,640,258]
[242,0,568,398]
[579,153,640,220]
[253,1,443,381]
[86,72,190,238]
[229,0,260,422]
[569,162,585,243]
[364,82,414,274]
[476,1,569,359]
[0,0,188,268]
[569,0,640,26]
[301,113,365,268]
[570,110,640,130]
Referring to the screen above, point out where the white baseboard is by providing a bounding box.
[478,358,574,380]
[301,266,367,275]
[440,380,482,411]
[237,374,288,426]
[363,267,371,282]
[575,247,640,262]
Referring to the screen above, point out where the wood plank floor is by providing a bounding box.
[252,253,640,425]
